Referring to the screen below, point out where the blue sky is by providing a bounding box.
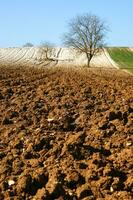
[0,0,132,47]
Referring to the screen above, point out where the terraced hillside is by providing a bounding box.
[107,48,133,73]
[0,66,133,200]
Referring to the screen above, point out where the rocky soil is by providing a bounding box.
[0,66,133,200]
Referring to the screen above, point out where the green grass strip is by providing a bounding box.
[107,47,133,73]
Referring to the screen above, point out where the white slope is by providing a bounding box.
[90,48,119,68]
[0,47,118,68]
[129,48,133,52]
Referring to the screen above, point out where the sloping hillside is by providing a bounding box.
[0,47,133,74]
[0,47,118,68]
[107,48,133,73]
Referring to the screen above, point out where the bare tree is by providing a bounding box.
[39,42,61,66]
[63,13,108,67]
[23,42,34,47]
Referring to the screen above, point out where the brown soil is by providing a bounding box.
[0,66,133,200]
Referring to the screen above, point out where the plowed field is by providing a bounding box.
[0,66,133,200]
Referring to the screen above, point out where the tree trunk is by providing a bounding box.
[86,54,91,67]
[86,53,93,67]
[87,58,90,67]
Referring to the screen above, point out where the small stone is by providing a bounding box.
[126,142,132,147]
[110,186,114,192]
[47,118,54,122]
[8,180,15,186]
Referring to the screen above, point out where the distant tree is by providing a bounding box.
[39,42,54,60]
[39,41,61,66]
[63,13,108,67]
[23,42,34,47]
